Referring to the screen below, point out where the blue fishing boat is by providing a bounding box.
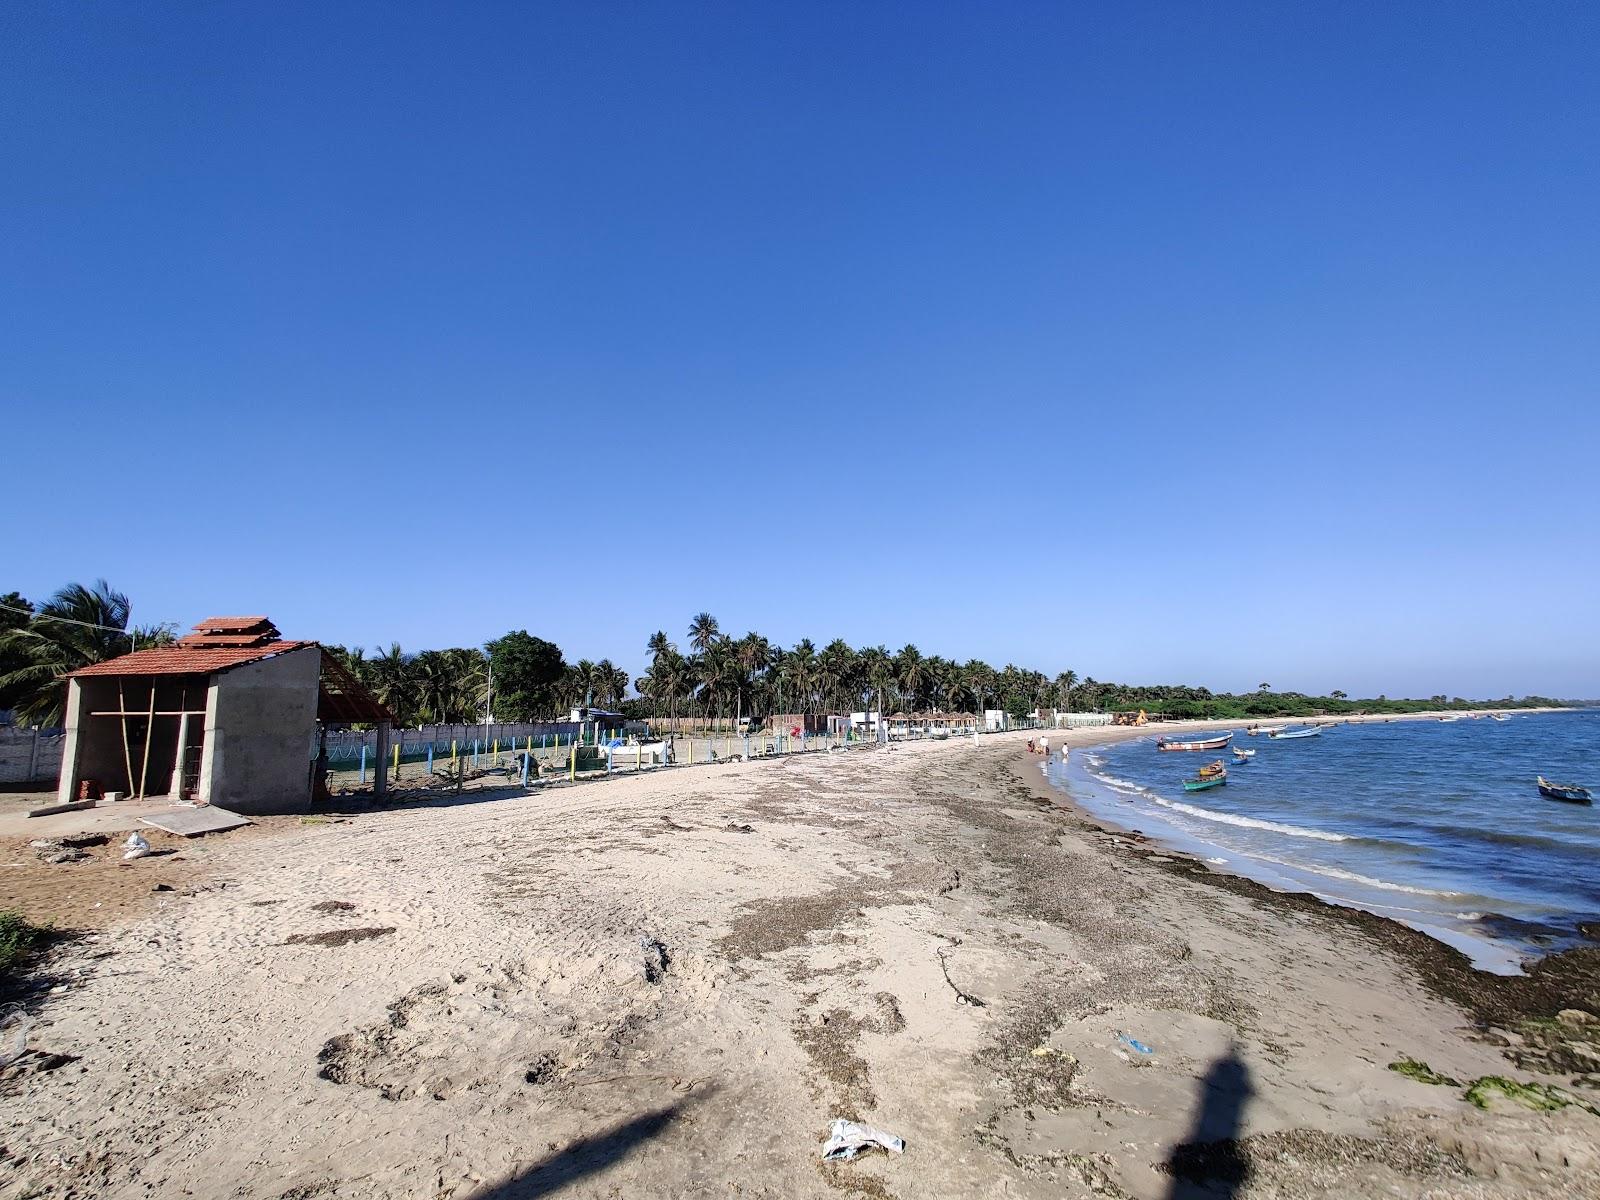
[1537,776,1593,805]
[1268,727,1321,740]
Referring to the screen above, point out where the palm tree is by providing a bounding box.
[688,613,722,657]
[0,580,136,726]
[1258,682,1271,693]
[367,643,418,724]
[896,644,924,713]
[1057,669,1078,712]
[734,633,771,725]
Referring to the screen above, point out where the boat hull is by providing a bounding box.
[1538,778,1593,804]
[1268,728,1321,740]
[1156,733,1234,751]
[1183,774,1227,791]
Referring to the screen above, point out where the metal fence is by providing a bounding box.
[327,714,1052,791]
[0,728,65,786]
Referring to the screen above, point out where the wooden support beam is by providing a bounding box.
[117,679,136,797]
[137,685,157,800]
[89,709,209,717]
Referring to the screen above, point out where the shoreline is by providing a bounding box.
[1005,716,1599,1029]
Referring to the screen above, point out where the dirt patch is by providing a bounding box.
[718,861,960,963]
[792,992,907,1117]
[284,927,395,948]
[310,900,355,914]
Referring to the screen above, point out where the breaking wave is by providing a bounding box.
[1248,851,1462,897]
[1145,794,1350,842]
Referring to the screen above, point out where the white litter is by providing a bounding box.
[122,832,152,860]
[821,1118,905,1161]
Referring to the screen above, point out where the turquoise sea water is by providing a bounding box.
[1045,710,1600,972]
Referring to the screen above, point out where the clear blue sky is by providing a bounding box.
[3,3,1596,698]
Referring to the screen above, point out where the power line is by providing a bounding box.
[0,598,146,637]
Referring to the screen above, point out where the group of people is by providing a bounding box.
[1026,734,1068,762]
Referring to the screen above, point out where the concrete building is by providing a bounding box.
[57,616,391,815]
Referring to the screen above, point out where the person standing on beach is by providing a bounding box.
[1039,735,1050,757]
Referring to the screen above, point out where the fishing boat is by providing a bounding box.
[1268,726,1321,740]
[1183,771,1227,791]
[1537,776,1593,805]
[1156,733,1234,752]
[1252,725,1284,737]
[1489,713,1509,722]
[1197,759,1227,778]
[1232,747,1255,760]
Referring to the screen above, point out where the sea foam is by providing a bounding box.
[1145,795,1350,842]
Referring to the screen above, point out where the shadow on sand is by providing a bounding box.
[1164,1045,1254,1199]
[468,1088,712,1199]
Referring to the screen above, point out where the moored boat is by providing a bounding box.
[1232,747,1255,760]
[1268,726,1321,740]
[1156,733,1234,752]
[1197,759,1227,778]
[1537,776,1593,805]
[1183,771,1227,791]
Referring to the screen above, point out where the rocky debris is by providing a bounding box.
[28,835,106,864]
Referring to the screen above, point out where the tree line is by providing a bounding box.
[0,582,1581,729]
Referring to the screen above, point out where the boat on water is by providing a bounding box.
[1156,733,1234,752]
[1489,713,1509,722]
[1537,776,1593,805]
[1268,726,1321,740]
[1197,759,1227,778]
[1184,771,1227,791]
[1232,747,1255,760]
[1251,725,1284,737]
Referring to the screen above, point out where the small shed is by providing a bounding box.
[57,617,392,815]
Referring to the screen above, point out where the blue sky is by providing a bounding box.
[3,3,1596,698]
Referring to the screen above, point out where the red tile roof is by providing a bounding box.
[69,641,317,678]
[192,616,275,633]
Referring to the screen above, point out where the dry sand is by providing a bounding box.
[2,729,1598,1199]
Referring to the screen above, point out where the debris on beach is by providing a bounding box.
[30,839,89,864]
[1116,1032,1154,1056]
[821,1118,905,1161]
[283,927,396,948]
[1463,1075,1600,1116]
[1388,1057,1461,1087]
[639,935,671,984]
[121,832,152,860]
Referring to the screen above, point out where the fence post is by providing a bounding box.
[521,752,531,787]
[569,740,576,781]
[427,744,434,774]
[27,730,40,782]
[359,744,367,785]
[392,742,400,778]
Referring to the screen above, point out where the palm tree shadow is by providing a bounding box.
[1164,1046,1254,1199]
[470,1088,711,1199]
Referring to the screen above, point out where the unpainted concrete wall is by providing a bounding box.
[57,677,126,804]
[200,647,320,815]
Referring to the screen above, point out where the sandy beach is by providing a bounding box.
[3,727,1598,1199]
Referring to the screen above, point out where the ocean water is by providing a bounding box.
[1045,710,1600,973]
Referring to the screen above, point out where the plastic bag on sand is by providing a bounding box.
[821,1118,905,1161]
[122,832,152,860]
